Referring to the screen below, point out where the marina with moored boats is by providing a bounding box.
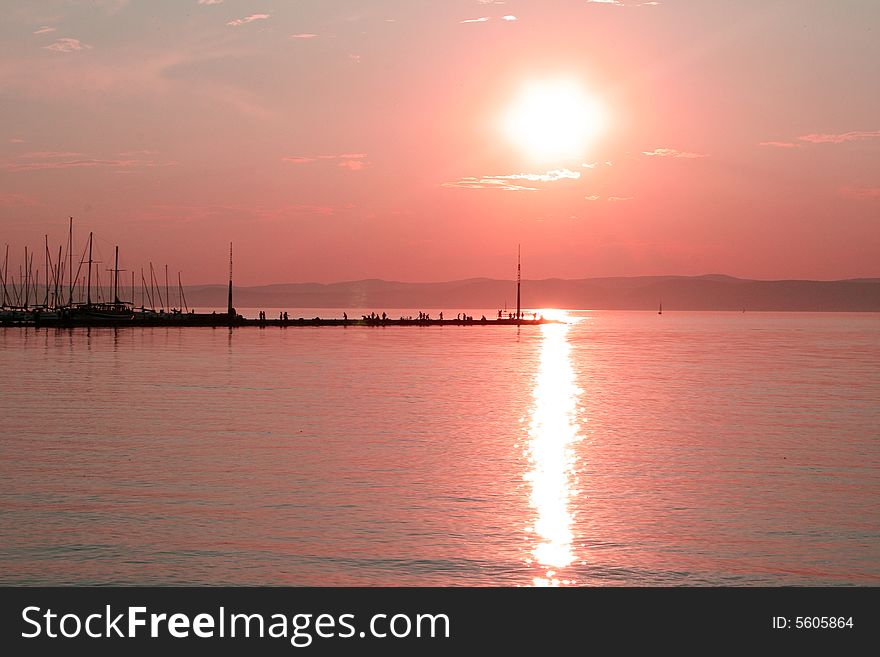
[1,219,552,329]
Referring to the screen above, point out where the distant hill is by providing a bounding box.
[181,275,880,312]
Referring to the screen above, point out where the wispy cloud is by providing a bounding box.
[290,33,318,39]
[799,130,880,144]
[227,14,270,27]
[33,26,56,35]
[585,0,661,5]
[44,38,92,53]
[6,153,170,172]
[283,156,315,164]
[338,159,366,171]
[759,140,802,149]
[502,15,518,21]
[643,147,707,158]
[585,194,635,201]
[9,138,26,144]
[139,201,347,226]
[0,192,41,207]
[20,151,83,159]
[840,185,880,199]
[460,17,490,23]
[761,130,880,148]
[443,169,580,191]
[198,0,224,5]
[442,178,538,192]
[495,169,581,182]
[283,153,369,170]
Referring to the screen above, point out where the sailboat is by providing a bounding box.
[68,234,134,323]
[658,300,663,315]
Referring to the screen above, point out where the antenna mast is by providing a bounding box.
[227,242,234,317]
[516,244,521,321]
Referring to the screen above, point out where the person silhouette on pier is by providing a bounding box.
[439,312,443,321]
[343,312,348,321]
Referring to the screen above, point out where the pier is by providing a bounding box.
[1,223,552,329]
[0,311,554,329]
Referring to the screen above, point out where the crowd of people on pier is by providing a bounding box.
[251,309,539,324]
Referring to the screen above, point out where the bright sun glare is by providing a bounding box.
[502,80,604,162]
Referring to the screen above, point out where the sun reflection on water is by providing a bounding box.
[525,311,583,586]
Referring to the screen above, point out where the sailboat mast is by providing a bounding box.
[24,246,29,309]
[68,217,74,306]
[2,244,8,307]
[55,245,62,308]
[44,235,49,307]
[178,272,188,313]
[165,264,169,311]
[31,252,36,306]
[516,244,521,321]
[0,244,9,308]
[86,232,93,306]
[114,246,120,305]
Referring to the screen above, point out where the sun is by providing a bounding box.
[501,79,604,162]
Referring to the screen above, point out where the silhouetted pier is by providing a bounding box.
[2,222,552,330]
[0,312,555,329]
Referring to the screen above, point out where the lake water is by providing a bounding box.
[1,310,878,586]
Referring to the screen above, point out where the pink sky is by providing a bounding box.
[1,0,878,285]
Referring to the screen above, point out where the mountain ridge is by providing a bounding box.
[177,275,880,312]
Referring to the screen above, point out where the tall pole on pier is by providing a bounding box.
[227,242,234,317]
[516,244,521,321]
